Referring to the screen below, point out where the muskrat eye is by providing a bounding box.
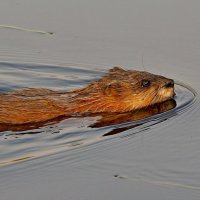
[142,79,151,87]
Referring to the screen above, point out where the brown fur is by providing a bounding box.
[0,67,175,125]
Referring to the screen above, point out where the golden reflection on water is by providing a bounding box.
[0,156,34,166]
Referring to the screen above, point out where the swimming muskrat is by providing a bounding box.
[0,67,175,125]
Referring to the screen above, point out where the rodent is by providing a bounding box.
[0,67,175,125]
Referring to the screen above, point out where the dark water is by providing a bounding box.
[1,0,200,200]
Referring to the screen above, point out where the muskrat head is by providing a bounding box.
[88,67,175,112]
[71,67,175,113]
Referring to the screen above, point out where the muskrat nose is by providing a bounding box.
[164,79,174,88]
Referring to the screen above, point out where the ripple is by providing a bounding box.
[0,62,197,166]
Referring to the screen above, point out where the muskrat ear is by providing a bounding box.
[109,66,125,74]
[104,81,122,96]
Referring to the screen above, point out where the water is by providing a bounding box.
[0,62,195,167]
[1,0,200,200]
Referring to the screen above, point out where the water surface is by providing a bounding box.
[1,1,200,200]
[0,62,195,167]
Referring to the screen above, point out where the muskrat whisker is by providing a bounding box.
[148,88,158,101]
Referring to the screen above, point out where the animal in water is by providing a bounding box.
[0,67,175,125]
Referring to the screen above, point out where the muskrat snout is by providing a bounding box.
[164,79,174,88]
[158,78,175,100]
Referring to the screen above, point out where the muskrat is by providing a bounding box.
[0,67,175,125]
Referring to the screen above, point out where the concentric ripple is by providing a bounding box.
[0,62,197,166]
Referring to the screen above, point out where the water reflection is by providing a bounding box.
[91,99,176,136]
[0,99,176,136]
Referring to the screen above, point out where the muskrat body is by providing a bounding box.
[0,67,175,125]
